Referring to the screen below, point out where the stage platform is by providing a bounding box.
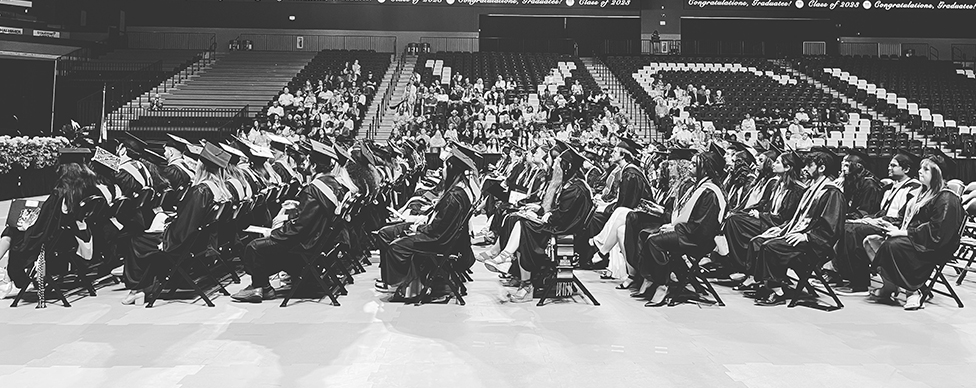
[1,214,975,387]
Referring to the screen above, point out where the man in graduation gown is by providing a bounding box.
[374,146,479,302]
[162,134,197,193]
[833,150,921,294]
[842,149,882,219]
[750,148,846,306]
[231,141,353,303]
[638,143,727,306]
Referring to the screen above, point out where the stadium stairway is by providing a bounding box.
[771,59,921,142]
[361,53,401,140]
[371,53,417,142]
[581,57,656,141]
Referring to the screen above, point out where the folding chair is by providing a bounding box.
[667,253,725,307]
[145,202,232,308]
[920,261,964,308]
[787,251,844,311]
[10,212,79,308]
[400,208,476,306]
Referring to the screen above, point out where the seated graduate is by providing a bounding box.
[231,141,355,303]
[721,150,805,284]
[832,150,920,295]
[161,134,197,193]
[121,143,235,305]
[374,145,480,302]
[636,143,727,307]
[866,151,964,310]
[267,133,304,185]
[584,137,651,269]
[483,143,593,303]
[841,149,882,220]
[618,149,696,290]
[747,147,846,306]
[1,149,99,295]
[722,142,759,212]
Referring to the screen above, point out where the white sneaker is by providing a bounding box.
[111,265,124,278]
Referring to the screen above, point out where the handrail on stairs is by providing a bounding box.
[367,45,409,140]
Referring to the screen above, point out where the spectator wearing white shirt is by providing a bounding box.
[795,108,810,124]
[267,101,284,118]
[277,87,295,108]
[741,113,756,132]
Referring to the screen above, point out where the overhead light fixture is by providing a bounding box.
[289,15,296,21]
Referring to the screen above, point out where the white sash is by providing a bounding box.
[120,161,147,187]
[673,180,726,225]
[881,178,919,219]
[310,178,341,214]
[782,176,839,235]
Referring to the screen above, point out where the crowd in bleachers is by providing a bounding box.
[389,71,631,153]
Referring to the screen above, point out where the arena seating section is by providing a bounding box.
[604,56,853,134]
[257,49,391,118]
[795,56,976,156]
[414,52,602,100]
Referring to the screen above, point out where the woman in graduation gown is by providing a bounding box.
[483,145,593,303]
[722,151,805,281]
[121,143,234,305]
[377,146,477,302]
[842,151,883,219]
[638,144,727,306]
[868,155,964,310]
[585,138,651,268]
[3,149,99,291]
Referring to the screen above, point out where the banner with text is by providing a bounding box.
[684,0,976,11]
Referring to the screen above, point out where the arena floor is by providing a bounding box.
[1,209,975,388]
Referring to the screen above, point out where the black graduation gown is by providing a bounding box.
[639,184,722,284]
[874,190,964,290]
[581,164,650,264]
[162,161,192,193]
[500,178,592,274]
[751,179,845,285]
[125,182,218,288]
[384,185,472,286]
[723,178,804,273]
[270,175,346,252]
[834,179,920,289]
[845,173,882,219]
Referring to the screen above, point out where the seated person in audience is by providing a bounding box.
[374,146,479,302]
[748,148,845,306]
[483,145,593,303]
[866,153,964,310]
[122,143,235,305]
[841,150,882,220]
[148,94,163,111]
[231,142,354,303]
[635,144,726,306]
[278,87,295,108]
[833,150,920,295]
[722,151,804,287]
[741,114,756,132]
[712,90,726,106]
[267,101,285,119]
[795,108,810,124]
[363,72,378,96]
[2,149,98,296]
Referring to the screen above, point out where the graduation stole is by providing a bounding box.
[120,160,151,188]
[170,159,193,180]
[264,162,282,185]
[879,178,920,219]
[742,176,776,210]
[769,178,791,215]
[672,179,726,225]
[227,178,247,200]
[780,176,838,235]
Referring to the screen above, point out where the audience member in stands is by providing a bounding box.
[741,114,756,132]
[267,101,284,119]
[712,90,726,106]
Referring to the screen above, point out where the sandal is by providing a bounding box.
[904,291,924,311]
[599,270,614,280]
[616,277,635,290]
[484,251,514,274]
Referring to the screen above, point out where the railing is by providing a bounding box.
[419,37,478,53]
[74,60,167,129]
[366,47,409,140]
[588,57,656,142]
[129,106,251,131]
[803,41,827,56]
[234,34,397,53]
[680,40,802,57]
[952,44,976,69]
[125,31,217,50]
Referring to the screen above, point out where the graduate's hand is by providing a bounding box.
[659,224,674,233]
[748,210,759,218]
[886,229,908,237]
[764,226,782,236]
[783,233,807,246]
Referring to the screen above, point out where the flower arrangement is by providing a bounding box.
[0,136,71,174]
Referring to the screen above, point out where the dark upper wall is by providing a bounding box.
[120,0,640,32]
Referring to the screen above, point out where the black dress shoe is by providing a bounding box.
[755,292,789,306]
[645,297,670,307]
[732,283,759,292]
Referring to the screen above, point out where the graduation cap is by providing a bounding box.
[58,148,92,165]
[809,146,841,175]
[558,143,585,172]
[583,147,602,162]
[616,137,640,157]
[334,143,351,166]
[554,139,572,154]
[893,148,921,173]
[198,142,231,169]
[309,140,337,165]
[728,141,757,165]
[923,147,955,178]
[266,134,293,152]
[844,148,872,165]
[92,147,121,173]
[116,132,148,157]
[185,144,203,160]
[167,134,193,154]
[454,142,484,172]
[708,141,726,159]
[142,148,166,166]
[668,148,697,160]
[219,143,245,165]
[145,140,167,161]
[449,148,478,171]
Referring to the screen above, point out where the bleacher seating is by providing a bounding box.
[262,49,391,113]
[606,56,849,134]
[414,52,602,100]
[795,56,976,155]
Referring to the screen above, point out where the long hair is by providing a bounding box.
[347,149,378,194]
[667,159,696,202]
[729,151,755,186]
[193,162,232,202]
[757,150,778,181]
[694,154,723,185]
[778,152,801,189]
[55,163,98,214]
[920,158,945,195]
